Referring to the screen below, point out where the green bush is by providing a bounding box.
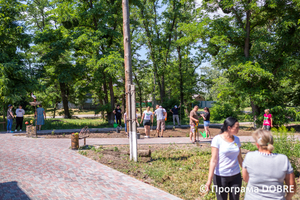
[238,113,253,122]
[241,142,257,151]
[210,102,238,121]
[272,127,300,175]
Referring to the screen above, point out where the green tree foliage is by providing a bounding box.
[181,0,300,125]
[0,0,34,118]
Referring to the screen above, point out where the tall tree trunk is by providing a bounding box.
[251,99,260,128]
[160,74,165,103]
[122,78,126,116]
[152,71,157,110]
[139,86,142,117]
[122,92,126,116]
[244,10,251,59]
[59,82,71,118]
[107,77,115,125]
[177,46,184,105]
[53,102,58,118]
[245,9,258,127]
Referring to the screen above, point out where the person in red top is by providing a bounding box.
[262,109,273,131]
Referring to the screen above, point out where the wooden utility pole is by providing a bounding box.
[122,0,137,161]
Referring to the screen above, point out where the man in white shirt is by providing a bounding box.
[154,105,167,137]
[15,105,25,132]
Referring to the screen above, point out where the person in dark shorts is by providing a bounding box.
[262,109,273,131]
[140,106,153,138]
[15,105,25,132]
[170,103,181,126]
[113,105,122,127]
[201,107,211,139]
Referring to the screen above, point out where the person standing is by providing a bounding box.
[154,105,167,137]
[189,105,199,143]
[113,105,122,127]
[7,104,14,133]
[15,105,25,132]
[140,106,153,138]
[262,109,273,131]
[201,107,211,139]
[242,129,296,200]
[170,103,181,127]
[35,105,46,130]
[205,117,243,200]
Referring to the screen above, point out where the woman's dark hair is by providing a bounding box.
[39,105,42,107]
[204,107,210,112]
[220,117,238,133]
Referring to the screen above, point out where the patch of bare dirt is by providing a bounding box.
[81,143,212,175]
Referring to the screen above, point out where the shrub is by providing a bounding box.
[241,142,257,151]
[114,147,119,152]
[210,102,238,121]
[272,130,300,176]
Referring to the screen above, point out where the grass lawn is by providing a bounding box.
[78,143,300,200]
[0,117,110,131]
[24,108,96,117]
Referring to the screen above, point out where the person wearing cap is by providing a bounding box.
[154,105,167,137]
[170,103,181,127]
[7,104,14,133]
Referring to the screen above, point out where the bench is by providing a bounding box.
[79,126,90,146]
[79,135,89,146]
[0,121,5,129]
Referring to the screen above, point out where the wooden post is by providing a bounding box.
[122,0,137,161]
[130,85,137,161]
[127,85,133,160]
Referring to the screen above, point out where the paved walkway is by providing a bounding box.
[2,132,298,200]
[0,133,181,200]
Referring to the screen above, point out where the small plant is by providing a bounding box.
[78,150,87,156]
[51,129,55,135]
[96,147,103,153]
[91,146,97,151]
[114,147,119,152]
[186,133,189,137]
[63,133,65,137]
[273,131,300,175]
[241,142,257,151]
[99,154,104,159]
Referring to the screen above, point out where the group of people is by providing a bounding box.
[6,104,46,132]
[117,103,213,139]
[205,116,296,200]
[116,104,181,138]
[189,105,211,143]
[6,104,25,133]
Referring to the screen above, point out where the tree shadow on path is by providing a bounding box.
[0,181,30,200]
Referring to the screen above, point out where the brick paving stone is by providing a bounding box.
[1,133,299,200]
[0,133,181,200]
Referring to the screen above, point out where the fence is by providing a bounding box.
[193,101,216,108]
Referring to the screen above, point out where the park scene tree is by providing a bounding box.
[0,0,299,199]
